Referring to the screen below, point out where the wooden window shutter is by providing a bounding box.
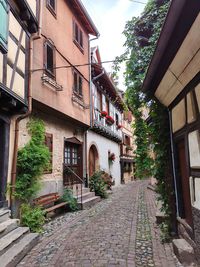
[0,0,9,53]
[45,133,53,173]
[79,76,82,95]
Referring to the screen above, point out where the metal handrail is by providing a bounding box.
[63,164,83,209]
[64,164,84,183]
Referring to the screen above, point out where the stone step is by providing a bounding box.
[172,238,197,267]
[0,233,39,267]
[0,219,19,239]
[77,192,95,202]
[78,196,101,209]
[0,209,10,223]
[0,227,29,256]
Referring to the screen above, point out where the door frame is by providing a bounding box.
[63,137,83,185]
[174,135,193,227]
[0,115,10,208]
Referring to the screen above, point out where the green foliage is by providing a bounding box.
[20,203,45,233]
[61,188,78,211]
[159,221,171,243]
[89,171,108,199]
[113,0,173,239]
[15,118,50,202]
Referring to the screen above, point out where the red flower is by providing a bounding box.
[117,124,122,129]
[101,111,108,117]
[106,115,114,125]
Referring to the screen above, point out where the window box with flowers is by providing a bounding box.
[117,124,122,130]
[101,110,107,117]
[106,115,114,125]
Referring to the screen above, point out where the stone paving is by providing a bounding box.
[17,180,182,267]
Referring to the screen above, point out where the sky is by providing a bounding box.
[81,0,148,90]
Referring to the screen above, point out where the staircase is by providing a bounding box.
[0,208,39,267]
[73,187,101,209]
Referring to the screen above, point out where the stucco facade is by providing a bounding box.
[87,131,121,186]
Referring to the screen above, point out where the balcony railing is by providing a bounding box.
[92,109,122,142]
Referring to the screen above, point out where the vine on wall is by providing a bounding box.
[15,118,50,202]
[113,0,173,223]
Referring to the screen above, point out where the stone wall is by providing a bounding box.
[18,110,85,196]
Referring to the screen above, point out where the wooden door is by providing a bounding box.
[89,146,96,177]
[63,142,82,185]
[177,139,193,226]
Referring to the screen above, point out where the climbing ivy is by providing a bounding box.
[14,118,50,202]
[113,0,173,220]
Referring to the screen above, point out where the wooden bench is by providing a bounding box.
[33,193,67,215]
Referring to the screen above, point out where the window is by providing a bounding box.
[44,40,55,78]
[45,133,53,173]
[115,113,119,126]
[0,0,9,53]
[47,0,56,15]
[73,21,83,50]
[73,70,83,96]
[97,90,102,111]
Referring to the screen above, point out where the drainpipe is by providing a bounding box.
[10,0,43,215]
[168,108,179,217]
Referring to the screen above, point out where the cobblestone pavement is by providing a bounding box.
[17,180,182,267]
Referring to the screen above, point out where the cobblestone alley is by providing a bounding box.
[17,180,181,267]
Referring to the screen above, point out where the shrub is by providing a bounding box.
[20,203,45,233]
[89,171,108,198]
[61,188,79,211]
[15,118,50,202]
[101,171,112,190]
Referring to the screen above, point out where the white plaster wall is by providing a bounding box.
[87,131,121,186]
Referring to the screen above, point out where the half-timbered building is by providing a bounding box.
[142,0,200,263]
[0,0,38,208]
[87,47,124,186]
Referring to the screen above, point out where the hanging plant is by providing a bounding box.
[101,110,108,117]
[108,153,116,162]
[106,115,114,125]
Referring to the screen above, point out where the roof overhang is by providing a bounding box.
[92,63,125,111]
[67,0,99,36]
[142,0,200,106]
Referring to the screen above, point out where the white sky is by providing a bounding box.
[81,0,148,90]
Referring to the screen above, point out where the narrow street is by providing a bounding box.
[17,181,181,267]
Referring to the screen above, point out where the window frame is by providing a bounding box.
[73,70,83,97]
[46,0,56,17]
[44,40,56,79]
[73,20,84,52]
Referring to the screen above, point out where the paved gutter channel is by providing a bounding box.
[135,188,154,267]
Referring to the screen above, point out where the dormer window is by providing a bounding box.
[44,40,55,78]
[73,21,83,51]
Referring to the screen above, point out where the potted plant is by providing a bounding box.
[106,115,114,125]
[101,110,107,117]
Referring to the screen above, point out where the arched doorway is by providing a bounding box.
[89,145,99,177]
